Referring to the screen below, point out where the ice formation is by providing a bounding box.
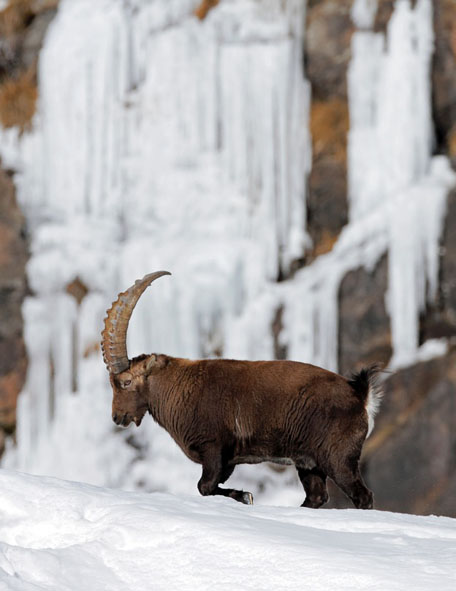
[0,0,454,498]
[347,0,455,366]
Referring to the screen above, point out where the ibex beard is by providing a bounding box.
[102,271,383,509]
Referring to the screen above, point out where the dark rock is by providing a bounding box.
[0,166,28,436]
[373,0,395,34]
[305,1,352,258]
[441,188,456,320]
[305,0,353,101]
[362,349,456,517]
[373,0,418,34]
[306,158,348,258]
[338,255,392,376]
[0,338,27,376]
[420,187,456,342]
[432,0,456,159]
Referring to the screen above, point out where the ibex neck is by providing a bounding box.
[147,357,200,436]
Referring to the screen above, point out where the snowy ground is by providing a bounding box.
[1,470,455,590]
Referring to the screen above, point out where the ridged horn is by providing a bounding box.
[101,271,171,375]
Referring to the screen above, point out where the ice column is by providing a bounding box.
[348,0,455,366]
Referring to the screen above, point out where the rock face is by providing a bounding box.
[0,167,28,455]
[305,0,352,257]
[432,0,456,161]
[0,1,58,131]
[420,188,456,342]
[363,349,456,517]
[440,189,456,326]
[338,255,392,375]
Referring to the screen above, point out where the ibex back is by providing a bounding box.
[102,271,383,508]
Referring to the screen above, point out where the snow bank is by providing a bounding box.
[1,470,455,591]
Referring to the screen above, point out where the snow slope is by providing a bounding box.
[0,470,455,591]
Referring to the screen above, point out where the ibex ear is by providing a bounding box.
[145,354,168,373]
[145,354,158,373]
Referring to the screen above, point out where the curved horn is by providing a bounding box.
[101,271,171,374]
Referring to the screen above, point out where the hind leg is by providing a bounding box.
[297,467,329,508]
[328,456,373,509]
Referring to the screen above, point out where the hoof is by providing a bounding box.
[242,491,254,505]
[301,493,329,509]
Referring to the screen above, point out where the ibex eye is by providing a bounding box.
[122,380,131,388]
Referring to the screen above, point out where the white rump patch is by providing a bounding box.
[366,378,384,438]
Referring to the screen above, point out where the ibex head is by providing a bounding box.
[101,271,171,427]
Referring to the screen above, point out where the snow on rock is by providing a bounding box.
[1,470,456,591]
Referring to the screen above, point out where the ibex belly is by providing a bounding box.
[231,454,316,469]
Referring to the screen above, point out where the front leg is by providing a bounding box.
[197,447,253,505]
[297,466,329,508]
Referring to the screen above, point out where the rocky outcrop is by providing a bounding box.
[420,187,456,342]
[0,166,28,455]
[338,255,392,375]
[363,349,456,517]
[432,0,456,161]
[440,189,456,327]
[0,0,58,131]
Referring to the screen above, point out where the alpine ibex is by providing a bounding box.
[102,271,383,509]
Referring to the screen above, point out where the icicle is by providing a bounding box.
[351,0,378,29]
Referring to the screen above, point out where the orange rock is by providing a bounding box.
[0,64,38,132]
[194,0,219,21]
[310,99,349,164]
[0,368,26,430]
